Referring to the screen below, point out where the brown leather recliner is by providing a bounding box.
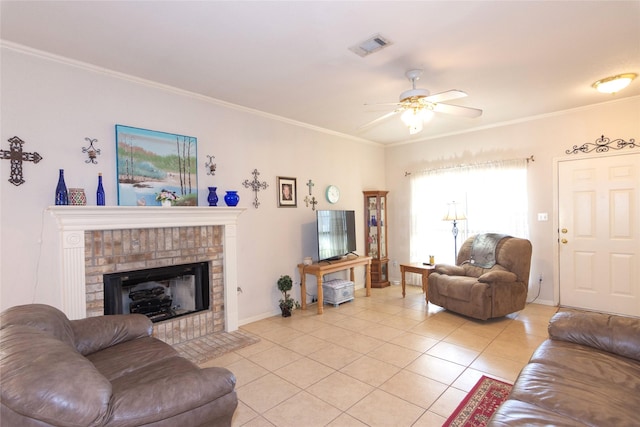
[0,304,237,427]
[428,234,532,320]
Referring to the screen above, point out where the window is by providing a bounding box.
[410,158,529,265]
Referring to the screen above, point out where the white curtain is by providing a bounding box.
[410,158,529,267]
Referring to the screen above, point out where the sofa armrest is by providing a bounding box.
[1,325,111,426]
[434,264,465,276]
[548,310,640,362]
[478,270,517,283]
[71,314,153,356]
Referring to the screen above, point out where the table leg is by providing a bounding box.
[401,266,406,298]
[316,275,324,314]
[299,265,307,310]
[423,271,429,303]
[365,263,371,297]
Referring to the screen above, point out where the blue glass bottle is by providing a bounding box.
[96,173,105,206]
[55,169,68,205]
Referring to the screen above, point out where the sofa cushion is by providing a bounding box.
[0,304,75,348]
[436,275,480,301]
[1,325,111,427]
[548,310,640,362]
[106,357,236,427]
[87,336,181,381]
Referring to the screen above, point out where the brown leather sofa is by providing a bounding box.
[489,310,640,426]
[428,234,532,320]
[0,304,237,427]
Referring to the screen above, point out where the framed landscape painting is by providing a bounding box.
[115,125,198,206]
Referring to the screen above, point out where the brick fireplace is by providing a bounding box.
[86,226,222,343]
[47,206,244,338]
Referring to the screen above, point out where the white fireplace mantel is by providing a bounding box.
[47,206,245,331]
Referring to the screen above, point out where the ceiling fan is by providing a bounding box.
[361,69,483,135]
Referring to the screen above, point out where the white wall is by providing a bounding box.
[0,46,386,323]
[384,96,640,305]
[3,44,638,320]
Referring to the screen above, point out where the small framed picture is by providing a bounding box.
[277,177,297,207]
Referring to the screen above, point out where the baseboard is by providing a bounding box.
[526,298,554,306]
[238,310,279,326]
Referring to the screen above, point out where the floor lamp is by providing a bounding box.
[443,202,466,262]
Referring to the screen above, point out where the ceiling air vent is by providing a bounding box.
[349,34,392,57]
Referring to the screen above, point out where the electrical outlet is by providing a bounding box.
[538,274,543,283]
[393,260,398,268]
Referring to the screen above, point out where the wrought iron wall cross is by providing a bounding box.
[304,179,318,209]
[304,195,318,210]
[242,168,268,208]
[1,136,43,186]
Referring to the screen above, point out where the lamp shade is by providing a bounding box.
[443,202,467,221]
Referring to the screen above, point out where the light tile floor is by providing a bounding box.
[201,285,558,427]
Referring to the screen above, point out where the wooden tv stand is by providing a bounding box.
[298,255,372,314]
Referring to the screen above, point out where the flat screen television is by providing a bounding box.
[316,210,356,261]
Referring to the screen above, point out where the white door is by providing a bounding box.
[558,153,640,317]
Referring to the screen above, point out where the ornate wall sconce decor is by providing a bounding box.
[82,137,101,164]
[205,155,216,175]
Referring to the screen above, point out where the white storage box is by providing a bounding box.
[322,279,355,307]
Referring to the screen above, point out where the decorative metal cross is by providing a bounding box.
[1,136,43,186]
[306,179,315,195]
[304,195,318,211]
[242,168,268,208]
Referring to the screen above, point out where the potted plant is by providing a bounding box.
[277,275,300,317]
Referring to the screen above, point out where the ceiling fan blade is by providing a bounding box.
[358,109,402,129]
[433,103,483,118]
[364,101,402,107]
[425,89,468,103]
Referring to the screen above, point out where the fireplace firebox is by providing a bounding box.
[104,262,210,322]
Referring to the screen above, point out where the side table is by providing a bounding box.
[399,263,436,301]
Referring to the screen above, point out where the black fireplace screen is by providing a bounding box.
[103,262,210,322]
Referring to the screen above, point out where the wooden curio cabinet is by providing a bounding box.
[363,191,389,288]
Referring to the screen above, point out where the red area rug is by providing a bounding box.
[443,376,512,427]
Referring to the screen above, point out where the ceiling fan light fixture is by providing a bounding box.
[400,88,430,102]
[592,73,637,94]
[408,122,423,135]
[401,108,434,134]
